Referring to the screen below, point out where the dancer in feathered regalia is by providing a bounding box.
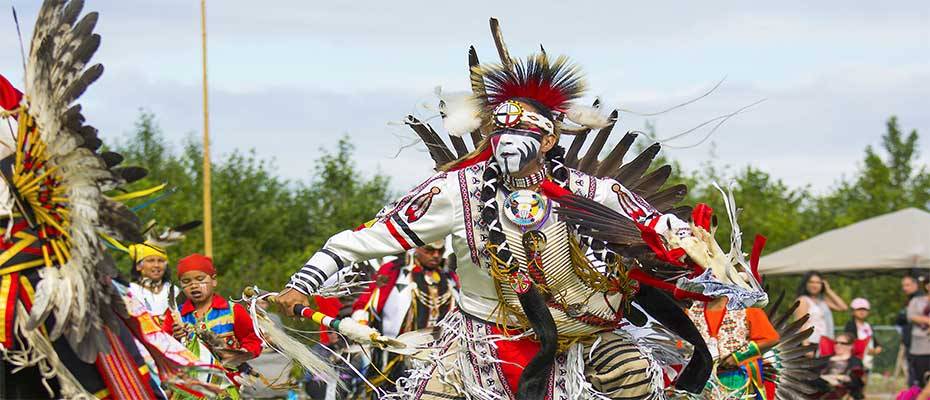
[562,190,826,399]
[0,2,203,398]
[271,19,776,400]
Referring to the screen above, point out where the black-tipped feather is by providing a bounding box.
[467,46,488,144]
[61,63,102,104]
[449,135,469,158]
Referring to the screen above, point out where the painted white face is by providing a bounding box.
[491,131,541,176]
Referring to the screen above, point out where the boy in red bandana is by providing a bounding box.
[164,254,262,398]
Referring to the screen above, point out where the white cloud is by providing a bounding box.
[1,0,927,194]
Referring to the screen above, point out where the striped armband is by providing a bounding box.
[286,249,346,295]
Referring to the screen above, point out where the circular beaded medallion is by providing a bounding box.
[504,190,547,227]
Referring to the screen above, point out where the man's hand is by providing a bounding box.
[275,288,310,317]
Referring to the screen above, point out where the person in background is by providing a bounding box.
[843,298,882,371]
[127,242,179,327]
[899,274,925,387]
[165,254,263,399]
[819,332,866,400]
[907,278,930,390]
[794,271,848,346]
[351,240,458,394]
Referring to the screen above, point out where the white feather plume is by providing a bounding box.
[565,102,612,129]
[252,310,339,383]
[435,87,482,137]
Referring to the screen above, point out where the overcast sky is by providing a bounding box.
[2,1,928,194]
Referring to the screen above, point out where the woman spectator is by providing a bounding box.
[794,271,848,346]
[908,278,930,388]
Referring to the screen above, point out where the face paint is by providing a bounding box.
[491,130,542,176]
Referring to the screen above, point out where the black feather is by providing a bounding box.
[98,199,143,244]
[515,286,557,400]
[644,184,688,211]
[594,130,636,177]
[113,166,147,184]
[467,46,487,146]
[100,151,123,168]
[765,290,787,320]
[635,285,711,393]
[631,164,671,197]
[448,134,469,158]
[61,63,102,104]
[405,115,455,168]
[564,128,590,168]
[577,113,617,173]
[171,220,203,232]
[615,142,660,187]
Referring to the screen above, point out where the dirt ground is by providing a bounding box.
[866,374,908,399]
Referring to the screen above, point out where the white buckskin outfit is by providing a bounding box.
[286,20,717,400]
[289,165,694,399]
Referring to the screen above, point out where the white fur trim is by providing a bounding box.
[565,103,612,129]
[436,87,482,137]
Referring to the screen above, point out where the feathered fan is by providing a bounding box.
[0,0,146,365]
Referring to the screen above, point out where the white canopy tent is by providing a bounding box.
[759,207,930,275]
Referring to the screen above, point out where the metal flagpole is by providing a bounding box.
[200,0,213,257]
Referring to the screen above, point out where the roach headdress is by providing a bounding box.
[441,49,610,140]
[476,53,585,113]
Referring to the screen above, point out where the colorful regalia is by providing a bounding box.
[281,19,740,400]
[164,254,263,400]
[351,245,459,391]
[0,1,202,398]
[566,188,826,398]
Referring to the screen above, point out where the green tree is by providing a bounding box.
[813,116,930,231]
[108,111,392,295]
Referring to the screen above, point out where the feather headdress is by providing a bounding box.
[475,53,586,112]
[441,52,611,137]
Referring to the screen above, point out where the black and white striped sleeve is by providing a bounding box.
[287,173,454,295]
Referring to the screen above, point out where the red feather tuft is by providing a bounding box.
[474,54,586,113]
[491,79,569,112]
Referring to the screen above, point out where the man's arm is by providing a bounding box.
[278,174,454,314]
[595,177,690,237]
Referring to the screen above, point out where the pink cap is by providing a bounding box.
[850,298,870,310]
